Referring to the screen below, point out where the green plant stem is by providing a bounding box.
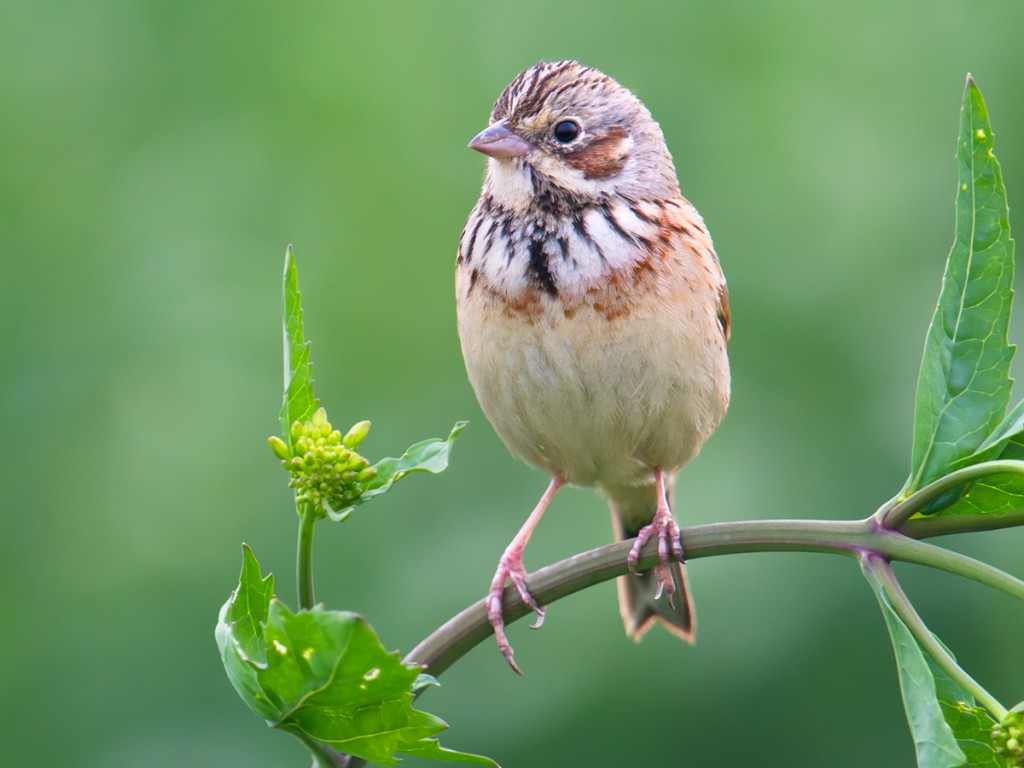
[404,514,1024,677]
[886,535,1024,602]
[861,552,1008,720]
[881,459,1024,529]
[297,504,317,610]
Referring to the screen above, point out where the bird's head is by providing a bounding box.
[470,60,680,211]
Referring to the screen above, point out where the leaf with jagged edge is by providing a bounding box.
[216,546,497,767]
[280,246,319,451]
[904,77,1015,501]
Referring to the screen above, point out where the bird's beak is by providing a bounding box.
[468,119,532,158]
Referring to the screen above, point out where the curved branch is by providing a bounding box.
[404,514,1024,676]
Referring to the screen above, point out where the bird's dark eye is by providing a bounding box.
[552,120,581,144]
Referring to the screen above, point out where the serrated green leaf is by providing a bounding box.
[216,546,281,722]
[905,77,1015,496]
[222,544,275,665]
[325,421,467,521]
[280,246,320,450]
[216,546,496,767]
[400,739,501,765]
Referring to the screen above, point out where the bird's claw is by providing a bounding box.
[488,553,545,674]
[627,504,684,600]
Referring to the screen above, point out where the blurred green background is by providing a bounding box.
[3,1,1023,765]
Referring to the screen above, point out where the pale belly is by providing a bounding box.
[457,292,730,489]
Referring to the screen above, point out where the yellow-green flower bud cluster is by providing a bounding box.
[269,408,377,515]
[993,705,1024,766]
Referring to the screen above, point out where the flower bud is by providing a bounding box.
[267,436,290,461]
[992,704,1024,765]
[343,420,371,449]
[276,409,384,517]
[312,407,328,428]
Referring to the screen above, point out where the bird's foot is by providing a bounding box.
[626,502,684,604]
[487,547,545,675]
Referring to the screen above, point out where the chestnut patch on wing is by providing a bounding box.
[716,283,731,342]
[565,126,630,180]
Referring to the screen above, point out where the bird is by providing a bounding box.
[455,60,730,672]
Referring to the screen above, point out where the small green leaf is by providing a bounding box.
[280,246,320,450]
[366,421,467,493]
[400,739,501,765]
[223,545,275,663]
[905,76,1015,497]
[216,546,496,767]
[216,546,283,722]
[324,421,467,521]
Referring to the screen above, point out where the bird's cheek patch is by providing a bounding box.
[565,126,632,180]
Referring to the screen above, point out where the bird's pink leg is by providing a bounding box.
[488,476,563,674]
[626,467,683,604]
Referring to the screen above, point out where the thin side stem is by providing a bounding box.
[292,507,355,766]
[863,553,1007,720]
[297,504,317,610]
[902,507,1024,538]
[881,533,1024,602]
[882,460,1024,529]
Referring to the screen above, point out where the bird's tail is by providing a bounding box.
[606,479,695,643]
